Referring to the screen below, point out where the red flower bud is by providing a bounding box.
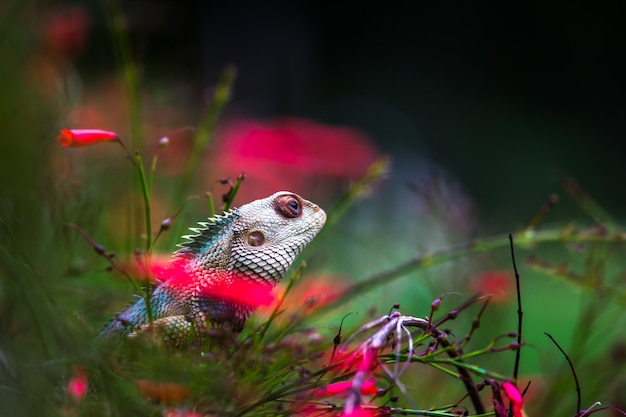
[56,129,119,147]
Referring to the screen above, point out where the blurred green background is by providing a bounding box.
[2,1,626,416]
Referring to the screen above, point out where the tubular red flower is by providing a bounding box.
[502,381,526,417]
[317,378,378,397]
[56,129,119,147]
[324,381,353,395]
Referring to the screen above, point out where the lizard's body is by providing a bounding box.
[100,191,326,348]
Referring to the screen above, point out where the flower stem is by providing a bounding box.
[223,174,244,211]
[133,152,153,324]
[148,153,158,193]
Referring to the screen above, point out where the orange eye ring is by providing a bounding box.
[275,195,303,219]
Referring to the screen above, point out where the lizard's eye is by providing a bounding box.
[275,195,302,219]
[247,231,265,247]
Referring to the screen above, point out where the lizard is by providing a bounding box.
[99,191,326,348]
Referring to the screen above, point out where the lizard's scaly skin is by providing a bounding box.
[100,191,326,347]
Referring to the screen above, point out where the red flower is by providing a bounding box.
[261,274,346,318]
[211,118,379,201]
[357,379,378,396]
[220,118,377,177]
[110,253,172,283]
[66,366,88,401]
[470,270,514,303]
[206,278,275,307]
[502,381,527,417]
[316,378,378,397]
[323,381,353,396]
[42,6,90,59]
[113,256,277,309]
[152,258,276,309]
[136,379,192,405]
[56,129,119,147]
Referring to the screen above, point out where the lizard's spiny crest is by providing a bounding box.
[174,210,239,258]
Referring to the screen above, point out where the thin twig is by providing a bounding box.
[523,193,559,231]
[433,332,485,414]
[329,312,357,365]
[562,177,617,232]
[463,297,491,349]
[509,233,523,382]
[581,405,626,416]
[545,332,581,415]
[64,223,137,286]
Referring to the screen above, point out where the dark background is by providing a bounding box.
[74,0,626,227]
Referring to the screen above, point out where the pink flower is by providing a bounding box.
[502,381,527,417]
[66,366,88,401]
[56,129,119,147]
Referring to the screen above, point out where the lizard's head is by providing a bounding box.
[175,191,326,285]
[229,191,326,283]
